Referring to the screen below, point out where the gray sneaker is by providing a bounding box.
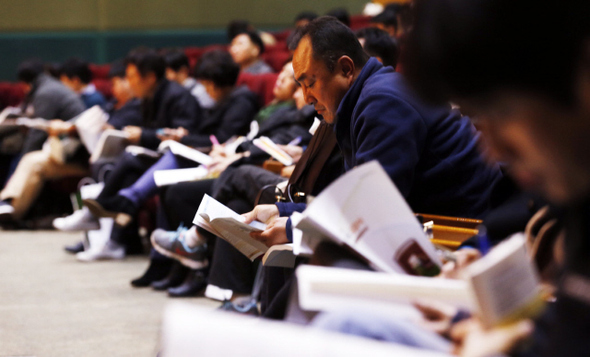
[151,225,208,269]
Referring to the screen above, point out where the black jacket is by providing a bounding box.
[105,98,143,129]
[140,80,202,150]
[180,85,259,148]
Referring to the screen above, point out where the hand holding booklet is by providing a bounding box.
[294,161,441,275]
[193,194,267,260]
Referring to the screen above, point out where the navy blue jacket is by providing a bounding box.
[333,58,501,218]
[104,98,142,130]
[140,80,201,150]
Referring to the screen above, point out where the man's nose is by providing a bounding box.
[302,87,316,105]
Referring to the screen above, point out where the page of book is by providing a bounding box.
[192,194,267,261]
[89,129,130,163]
[153,167,209,187]
[297,265,474,314]
[252,136,293,166]
[158,140,212,166]
[294,161,441,274]
[467,233,544,328]
[74,105,109,153]
[162,303,454,357]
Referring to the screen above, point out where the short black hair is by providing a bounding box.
[289,16,369,73]
[294,11,318,24]
[17,59,45,83]
[236,30,265,55]
[125,47,166,81]
[60,57,93,84]
[404,0,590,106]
[356,27,399,69]
[227,19,252,41]
[108,59,127,79]
[163,49,190,72]
[325,8,350,27]
[194,50,240,88]
[371,8,398,29]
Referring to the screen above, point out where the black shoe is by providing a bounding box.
[151,261,189,291]
[167,269,207,297]
[83,195,137,227]
[64,241,85,254]
[130,258,174,288]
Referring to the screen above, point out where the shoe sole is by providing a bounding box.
[151,235,208,270]
[53,221,101,232]
[83,199,132,227]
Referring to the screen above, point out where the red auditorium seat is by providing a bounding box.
[89,64,111,80]
[0,82,26,109]
[350,15,371,30]
[236,72,279,107]
[262,51,291,73]
[92,78,113,99]
[272,29,291,43]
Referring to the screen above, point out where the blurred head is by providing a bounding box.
[59,57,93,93]
[293,87,306,110]
[325,8,350,27]
[289,16,368,123]
[229,31,265,68]
[164,49,191,84]
[405,0,590,204]
[356,27,399,69]
[227,19,253,41]
[17,59,45,93]
[194,50,240,101]
[272,62,297,102]
[294,11,318,29]
[371,8,398,37]
[125,48,165,98]
[108,59,134,105]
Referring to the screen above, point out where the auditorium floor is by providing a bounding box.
[0,230,218,357]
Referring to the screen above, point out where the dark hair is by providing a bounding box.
[125,47,166,81]
[326,8,350,27]
[60,57,93,84]
[108,59,127,79]
[371,8,398,29]
[404,0,590,106]
[194,50,240,87]
[356,27,399,69]
[236,30,265,55]
[289,16,369,73]
[164,49,190,72]
[294,11,318,24]
[227,19,252,41]
[17,59,45,83]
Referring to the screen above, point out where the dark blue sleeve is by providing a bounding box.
[285,217,293,243]
[352,90,428,198]
[275,202,307,217]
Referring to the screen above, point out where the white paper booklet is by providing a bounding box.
[162,303,454,357]
[89,129,130,163]
[158,140,213,166]
[74,105,109,153]
[193,194,267,260]
[153,166,209,187]
[296,265,474,314]
[467,233,544,328]
[294,161,441,274]
[252,136,293,165]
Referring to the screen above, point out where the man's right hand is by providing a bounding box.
[242,204,280,225]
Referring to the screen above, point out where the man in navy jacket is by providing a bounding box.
[245,16,501,246]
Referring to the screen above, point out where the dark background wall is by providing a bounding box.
[0,0,366,81]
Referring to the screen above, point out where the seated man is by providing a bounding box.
[247,16,501,246]
[0,60,142,221]
[229,30,274,74]
[59,57,106,109]
[163,49,215,109]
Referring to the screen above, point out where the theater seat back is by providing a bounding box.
[236,72,279,107]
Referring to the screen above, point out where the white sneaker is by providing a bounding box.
[53,207,100,231]
[76,240,125,261]
[0,201,15,217]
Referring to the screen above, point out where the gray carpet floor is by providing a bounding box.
[0,230,217,357]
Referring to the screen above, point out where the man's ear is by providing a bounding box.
[337,56,355,80]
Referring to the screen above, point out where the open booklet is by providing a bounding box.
[158,140,213,166]
[154,166,217,187]
[74,105,110,153]
[193,194,267,260]
[89,129,130,163]
[294,160,441,275]
[252,136,293,166]
[297,233,544,328]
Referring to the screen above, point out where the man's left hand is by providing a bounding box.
[250,217,290,247]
